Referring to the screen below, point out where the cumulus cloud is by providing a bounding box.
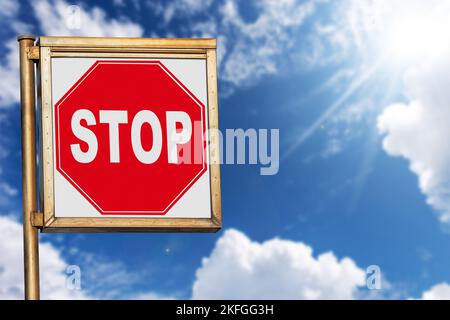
[421,283,450,300]
[192,229,366,299]
[377,47,450,222]
[32,0,143,37]
[0,215,88,299]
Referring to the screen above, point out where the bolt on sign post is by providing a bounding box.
[18,36,221,300]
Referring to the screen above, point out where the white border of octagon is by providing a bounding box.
[55,61,207,215]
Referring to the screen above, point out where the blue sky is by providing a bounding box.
[1,0,450,299]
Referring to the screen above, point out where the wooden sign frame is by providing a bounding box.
[36,36,221,233]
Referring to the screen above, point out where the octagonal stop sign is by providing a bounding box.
[54,60,207,215]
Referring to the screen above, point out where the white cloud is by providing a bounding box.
[112,0,126,7]
[421,283,450,300]
[218,0,314,86]
[0,182,18,197]
[157,0,316,90]
[377,46,450,222]
[0,1,33,108]
[306,0,443,65]
[0,39,21,108]
[0,215,88,299]
[0,0,19,18]
[151,0,213,24]
[32,0,143,37]
[321,138,342,158]
[69,250,143,299]
[192,229,366,299]
[131,292,176,300]
[0,181,18,207]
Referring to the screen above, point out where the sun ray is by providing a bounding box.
[345,69,403,214]
[283,56,386,160]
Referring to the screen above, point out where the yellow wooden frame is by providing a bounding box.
[37,36,221,232]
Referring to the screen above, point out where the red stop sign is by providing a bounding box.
[55,60,207,215]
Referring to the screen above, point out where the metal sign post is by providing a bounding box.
[18,35,40,300]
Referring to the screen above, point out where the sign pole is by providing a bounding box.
[18,35,40,300]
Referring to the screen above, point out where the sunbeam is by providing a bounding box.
[283,56,386,160]
[345,68,402,214]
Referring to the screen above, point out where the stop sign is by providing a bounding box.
[54,60,207,215]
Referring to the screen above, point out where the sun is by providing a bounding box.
[385,11,450,64]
